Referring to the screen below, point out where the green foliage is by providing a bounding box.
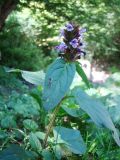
[0,0,120,159]
[0,144,37,160]
[0,15,50,70]
[5,67,45,86]
[42,149,53,160]
[1,0,120,70]
[75,62,90,88]
[43,58,76,110]
[1,63,120,159]
[73,87,120,146]
[23,119,39,131]
[8,93,40,117]
[0,66,28,94]
[20,0,120,63]
[1,116,17,129]
[29,132,42,152]
[62,101,81,118]
[53,126,86,154]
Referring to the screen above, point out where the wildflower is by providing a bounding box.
[55,22,86,61]
[70,38,79,48]
[65,23,74,31]
[55,42,67,52]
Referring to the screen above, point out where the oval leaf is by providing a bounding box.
[23,119,38,131]
[5,67,45,86]
[29,132,42,152]
[53,126,86,154]
[43,58,76,110]
[73,88,120,146]
[21,70,45,86]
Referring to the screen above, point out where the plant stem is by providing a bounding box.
[43,97,65,148]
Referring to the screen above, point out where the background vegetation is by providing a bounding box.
[0,0,120,159]
[0,0,120,69]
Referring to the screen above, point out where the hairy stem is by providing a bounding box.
[43,97,65,148]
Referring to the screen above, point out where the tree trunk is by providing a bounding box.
[0,0,19,31]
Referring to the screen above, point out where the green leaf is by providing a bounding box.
[62,103,82,117]
[35,131,51,142]
[11,94,40,117]
[0,131,8,139]
[25,151,38,160]
[4,67,21,73]
[53,144,71,160]
[29,132,42,152]
[43,58,76,110]
[21,70,45,86]
[107,95,120,123]
[42,149,53,160]
[73,88,120,146]
[23,119,38,131]
[62,105,80,117]
[1,116,17,128]
[53,145,62,160]
[0,144,31,160]
[5,67,45,86]
[75,62,90,88]
[53,126,86,154]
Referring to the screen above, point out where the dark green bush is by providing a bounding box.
[0,15,50,70]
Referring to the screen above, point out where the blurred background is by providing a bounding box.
[0,0,120,71]
[0,0,120,159]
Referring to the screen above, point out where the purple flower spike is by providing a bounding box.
[55,42,67,52]
[55,23,87,61]
[70,38,78,48]
[66,23,74,31]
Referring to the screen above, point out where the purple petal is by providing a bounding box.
[70,38,78,48]
[55,42,67,52]
[66,23,74,31]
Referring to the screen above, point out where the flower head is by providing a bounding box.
[55,22,86,61]
[70,38,79,48]
[65,23,74,31]
[55,42,67,52]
